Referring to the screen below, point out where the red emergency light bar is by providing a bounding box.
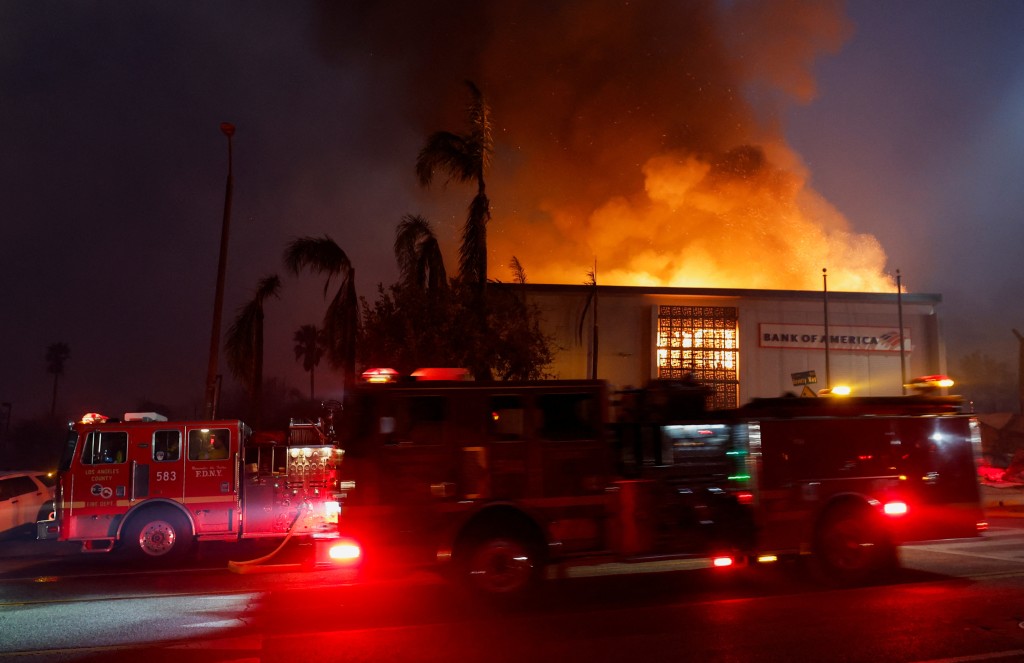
[411,367,471,381]
[361,367,399,383]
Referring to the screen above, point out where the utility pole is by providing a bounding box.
[822,268,831,389]
[897,270,907,394]
[203,122,235,419]
[1014,329,1024,414]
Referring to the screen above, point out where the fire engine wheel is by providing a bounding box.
[460,533,542,598]
[813,504,897,586]
[123,508,193,562]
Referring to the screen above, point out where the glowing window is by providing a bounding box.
[656,305,739,409]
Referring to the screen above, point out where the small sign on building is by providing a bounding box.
[791,370,817,386]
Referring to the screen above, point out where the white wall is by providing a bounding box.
[513,284,943,404]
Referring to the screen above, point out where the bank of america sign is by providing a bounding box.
[759,323,911,353]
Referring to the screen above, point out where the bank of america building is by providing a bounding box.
[504,284,945,409]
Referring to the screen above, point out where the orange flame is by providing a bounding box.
[492,144,894,293]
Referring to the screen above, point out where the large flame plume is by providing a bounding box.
[318,0,894,292]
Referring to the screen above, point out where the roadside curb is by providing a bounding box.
[981,484,1024,518]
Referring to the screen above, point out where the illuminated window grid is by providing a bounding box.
[656,305,739,410]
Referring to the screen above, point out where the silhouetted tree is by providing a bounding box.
[45,342,70,418]
[225,274,281,425]
[359,222,551,380]
[293,324,326,400]
[415,80,493,290]
[284,236,358,388]
[395,214,447,292]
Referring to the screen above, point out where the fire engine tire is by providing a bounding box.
[457,529,544,599]
[813,503,898,586]
[121,508,194,563]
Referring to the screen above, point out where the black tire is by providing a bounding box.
[121,507,194,563]
[813,503,897,586]
[457,528,544,600]
[36,501,55,522]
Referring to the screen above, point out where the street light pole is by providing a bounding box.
[203,122,235,420]
[897,270,907,394]
[822,268,831,389]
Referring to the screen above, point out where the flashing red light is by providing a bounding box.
[712,556,734,568]
[411,367,470,381]
[328,539,362,563]
[735,491,754,505]
[80,412,109,424]
[883,501,908,517]
[977,521,989,532]
[361,368,399,383]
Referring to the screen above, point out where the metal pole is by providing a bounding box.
[0,402,10,460]
[897,270,907,395]
[823,268,831,389]
[203,122,235,419]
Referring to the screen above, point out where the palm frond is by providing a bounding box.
[420,235,448,291]
[225,300,259,383]
[284,236,351,296]
[395,214,433,286]
[322,270,359,372]
[415,131,473,187]
[254,274,281,304]
[510,256,527,284]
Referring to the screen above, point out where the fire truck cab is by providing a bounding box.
[39,411,344,562]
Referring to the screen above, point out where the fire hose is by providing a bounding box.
[227,501,312,572]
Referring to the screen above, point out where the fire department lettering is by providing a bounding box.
[194,467,224,478]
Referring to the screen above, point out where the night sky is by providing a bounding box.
[3,1,1022,422]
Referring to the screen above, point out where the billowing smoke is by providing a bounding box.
[315,0,892,291]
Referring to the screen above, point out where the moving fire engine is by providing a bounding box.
[329,372,985,597]
[38,407,351,564]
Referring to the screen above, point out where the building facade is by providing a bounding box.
[501,284,945,409]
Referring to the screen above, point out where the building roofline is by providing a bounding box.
[490,281,941,305]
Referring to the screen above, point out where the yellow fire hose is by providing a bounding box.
[227,503,312,573]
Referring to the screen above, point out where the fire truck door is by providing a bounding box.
[149,429,185,502]
[183,426,238,534]
[372,394,462,557]
[69,430,132,537]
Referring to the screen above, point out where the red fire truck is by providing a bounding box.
[329,374,985,597]
[38,408,352,564]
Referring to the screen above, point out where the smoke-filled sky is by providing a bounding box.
[2,1,1023,421]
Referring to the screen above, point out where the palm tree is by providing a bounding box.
[395,214,447,291]
[293,324,326,400]
[284,236,358,387]
[45,342,71,417]
[225,274,281,424]
[415,80,493,289]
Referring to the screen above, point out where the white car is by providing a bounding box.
[0,471,55,537]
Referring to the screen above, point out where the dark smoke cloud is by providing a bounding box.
[312,0,878,290]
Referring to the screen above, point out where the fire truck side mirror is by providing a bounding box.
[380,417,395,435]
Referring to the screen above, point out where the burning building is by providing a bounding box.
[497,282,941,408]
